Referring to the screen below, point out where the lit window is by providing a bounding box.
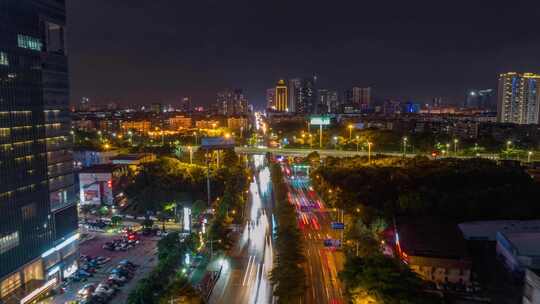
[0,231,19,254]
[0,52,7,66]
[17,34,43,51]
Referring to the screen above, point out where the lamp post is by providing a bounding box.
[348,124,353,141]
[528,151,533,163]
[193,131,198,145]
[402,137,408,157]
[446,143,450,156]
[355,135,360,152]
[333,136,338,150]
[454,139,459,155]
[188,146,193,164]
[506,140,512,159]
[309,134,313,149]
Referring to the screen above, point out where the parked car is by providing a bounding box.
[96,256,111,265]
[77,284,96,299]
[108,274,127,283]
[94,284,115,297]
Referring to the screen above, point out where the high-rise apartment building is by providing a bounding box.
[317,89,339,113]
[298,78,316,114]
[345,86,371,111]
[288,78,302,113]
[275,80,288,112]
[266,88,275,110]
[217,89,248,116]
[1,1,78,303]
[497,72,540,124]
[180,97,192,113]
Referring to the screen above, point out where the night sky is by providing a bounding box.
[67,1,540,109]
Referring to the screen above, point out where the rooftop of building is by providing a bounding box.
[459,220,540,241]
[398,218,469,260]
[110,153,153,161]
[80,163,123,173]
[499,232,540,257]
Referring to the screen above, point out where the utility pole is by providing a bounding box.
[319,124,323,149]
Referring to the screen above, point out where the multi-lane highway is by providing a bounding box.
[282,162,345,304]
[209,155,274,304]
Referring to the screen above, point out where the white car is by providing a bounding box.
[108,274,127,282]
[95,285,115,297]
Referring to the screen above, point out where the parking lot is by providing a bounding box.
[43,232,159,304]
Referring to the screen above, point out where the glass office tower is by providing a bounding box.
[0,1,78,303]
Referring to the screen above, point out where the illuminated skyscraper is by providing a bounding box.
[275,79,288,112]
[497,72,540,124]
[1,1,78,302]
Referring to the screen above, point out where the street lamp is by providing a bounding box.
[355,135,360,152]
[446,143,450,156]
[506,141,512,159]
[402,137,408,157]
[309,134,313,149]
[454,139,459,155]
[333,136,338,150]
[348,124,353,141]
[367,141,373,163]
[528,151,533,163]
[188,146,193,164]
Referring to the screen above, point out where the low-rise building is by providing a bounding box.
[73,150,119,168]
[121,120,151,133]
[79,164,130,207]
[496,232,540,274]
[110,153,156,166]
[195,119,220,129]
[523,269,540,304]
[459,220,540,241]
[396,219,472,285]
[227,116,249,131]
[167,115,192,130]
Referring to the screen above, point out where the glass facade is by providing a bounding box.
[0,1,77,302]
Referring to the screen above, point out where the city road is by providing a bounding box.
[283,163,345,304]
[208,154,275,304]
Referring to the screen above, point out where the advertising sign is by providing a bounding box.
[331,222,345,230]
[310,116,331,126]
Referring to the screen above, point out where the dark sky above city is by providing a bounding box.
[67,0,540,108]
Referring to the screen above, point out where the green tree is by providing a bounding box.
[340,254,441,304]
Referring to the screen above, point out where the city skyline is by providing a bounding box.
[67,1,540,108]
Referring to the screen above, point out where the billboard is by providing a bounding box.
[79,172,113,205]
[310,116,331,126]
[200,137,235,149]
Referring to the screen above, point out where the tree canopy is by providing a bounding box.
[312,156,540,222]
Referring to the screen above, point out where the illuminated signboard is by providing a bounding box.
[183,207,191,232]
[310,116,330,126]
